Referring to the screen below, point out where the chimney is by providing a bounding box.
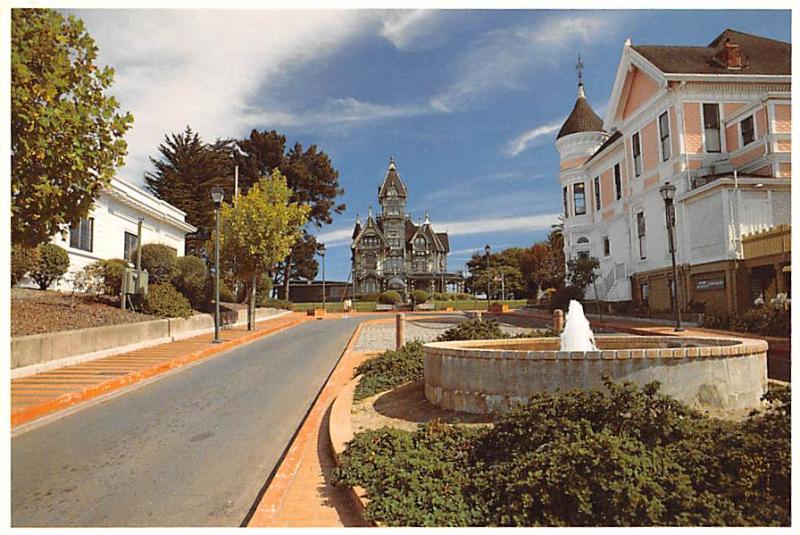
[717,38,743,70]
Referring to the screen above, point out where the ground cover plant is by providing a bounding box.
[352,319,518,400]
[334,380,790,527]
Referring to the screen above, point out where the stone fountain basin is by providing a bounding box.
[423,336,768,415]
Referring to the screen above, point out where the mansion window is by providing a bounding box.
[741,115,755,146]
[632,132,642,177]
[414,259,427,272]
[414,237,427,250]
[640,282,649,305]
[636,211,646,260]
[703,103,721,153]
[578,251,590,260]
[614,163,622,200]
[603,236,610,257]
[593,176,601,210]
[659,111,671,161]
[124,231,138,262]
[563,186,569,217]
[365,254,377,269]
[573,182,586,215]
[70,217,93,252]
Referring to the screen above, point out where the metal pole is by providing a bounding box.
[322,253,326,312]
[214,205,222,343]
[136,218,143,272]
[667,199,683,332]
[487,255,492,311]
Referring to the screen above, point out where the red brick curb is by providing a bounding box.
[11,314,309,429]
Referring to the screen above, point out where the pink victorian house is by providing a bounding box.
[556,29,790,315]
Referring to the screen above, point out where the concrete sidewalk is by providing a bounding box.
[11,312,310,429]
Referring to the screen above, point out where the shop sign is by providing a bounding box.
[695,276,725,291]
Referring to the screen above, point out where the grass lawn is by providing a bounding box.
[290,299,527,312]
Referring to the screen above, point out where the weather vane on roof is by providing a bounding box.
[575,54,584,86]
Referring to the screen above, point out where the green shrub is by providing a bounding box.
[11,244,40,286]
[732,305,790,337]
[411,289,429,305]
[379,290,402,305]
[353,341,424,401]
[30,243,70,290]
[336,380,791,527]
[255,273,273,306]
[333,423,484,526]
[358,292,381,302]
[143,283,192,318]
[93,258,127,295]
[203,275,236,308]
[436,318,508,342]
[702,314,731,330]
[173,255,207,306]
[138,244,178,285]
[549,285,583,312]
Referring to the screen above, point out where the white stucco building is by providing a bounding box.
[27,177,196,291]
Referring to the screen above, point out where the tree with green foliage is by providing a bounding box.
[566,255,600,290]
[11,9,133,247]
[234,129,344,294]
[144,127,234,246]
[217,169,309,330]
[11,244,40,286]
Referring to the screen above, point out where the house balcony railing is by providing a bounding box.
[741,224,791,260]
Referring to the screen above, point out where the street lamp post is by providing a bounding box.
[484,244,492,311]
[318,244,326,312]
[659,182,683,332]
[211,186,224,343]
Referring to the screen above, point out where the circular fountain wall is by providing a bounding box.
[423,336,768,415]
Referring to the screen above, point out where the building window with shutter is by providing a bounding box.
[593,177,601,210]
[703,103,721,152]
[614,163,622,200]
[573,183,586,215]
[632,132,642,176]
[70,217,94,252]
[741,115,755,146]
[124,232,138,262]
[636,211,646,259]
[659,111,671,161]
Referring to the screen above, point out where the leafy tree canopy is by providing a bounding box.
[11,9,133,246]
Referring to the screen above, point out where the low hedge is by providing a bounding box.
[335,381,791,527]
[379,290,402,305]
[353,341,425,401]
[30,243,70,290]
[143,283,192,318]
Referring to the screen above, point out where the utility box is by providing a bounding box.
[123,267,149,296]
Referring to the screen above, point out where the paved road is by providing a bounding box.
[11,316,363,527]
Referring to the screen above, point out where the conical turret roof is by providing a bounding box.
[557,85,605,139]
[378,156,407,198]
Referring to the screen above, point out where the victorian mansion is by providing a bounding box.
[351,158,463,296]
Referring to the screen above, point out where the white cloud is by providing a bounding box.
[73,9,374,184]
[430,12,616,112]
[316,227,355,247]
[505,120,563,156]
[438,213,561,237]
[380,10,446,50]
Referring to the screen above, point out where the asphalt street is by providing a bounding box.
[11,316,363,527]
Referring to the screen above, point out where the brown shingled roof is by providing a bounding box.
[557,90,605,139]
[632,29,790,76]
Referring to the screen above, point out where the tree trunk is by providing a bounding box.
[248,272,256,331]
[282,257,292,301]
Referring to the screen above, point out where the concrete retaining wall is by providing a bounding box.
[424,336,768,415]
[11,308,286,374]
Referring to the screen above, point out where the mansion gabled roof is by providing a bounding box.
[557,85,606,139]
[632,29,790,76]
[378,157,408,198]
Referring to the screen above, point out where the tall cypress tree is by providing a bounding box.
[145,127,234,241]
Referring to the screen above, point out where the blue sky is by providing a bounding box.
[73,9,791,280]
